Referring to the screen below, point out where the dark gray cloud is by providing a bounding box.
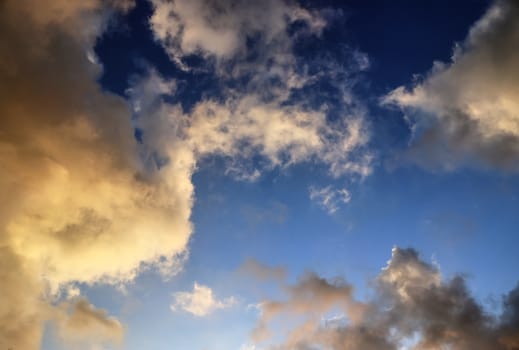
[251,247,519,350]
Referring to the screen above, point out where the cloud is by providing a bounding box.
[240,259,287,282]
[149,0,325,64]
[383,0,519,171]
[250,247,519,350]
[0,0,193,285]
[130,69,371,203]
[239,343,258,350]
[185,97,370,178]
[55,299,124,348]
[0,0,371,347]
[171,282,237,317]
[0,247,45,350]
[145,0,372,180]
[309,186,351,214]
[0,0,193,348]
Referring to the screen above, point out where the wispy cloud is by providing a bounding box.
[309,185,351,214]
[171,282,237,317]
[144,0,373,181]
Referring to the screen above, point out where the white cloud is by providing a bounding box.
[309,186,351,214]
[171,282,237,317]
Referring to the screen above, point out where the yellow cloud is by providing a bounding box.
[0,1,192,348]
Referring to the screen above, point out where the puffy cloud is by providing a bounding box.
[0,0,192,348]
[249,247,519,350]
[171,282,237,317]
[309,186,351,214]
[383,0,519,171]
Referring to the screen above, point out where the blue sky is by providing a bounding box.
[1,0,519,349]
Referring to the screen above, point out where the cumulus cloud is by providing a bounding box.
[0,0,192,347]
[383,0,519,171]
[249,247,519,350]
[171,282,237,317]
[309,186,351,214]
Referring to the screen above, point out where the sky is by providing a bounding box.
[1,0,519,349]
